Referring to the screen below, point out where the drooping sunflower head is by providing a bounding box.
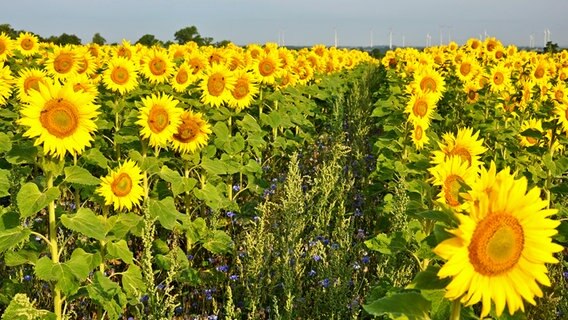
[432,127,487,170]
[171,110,212,154]
[141,48,174,84]
[434,163,563,317]
[102,56,139,95]
[17,81,99,159]
[0,32,14,62]
[15,32,39,57]
[136,93,183,148]
[97,160,144,211]
[228,69,260,112]
[199,63,236,107]
[75,47,98,76]
[186,51,208,77]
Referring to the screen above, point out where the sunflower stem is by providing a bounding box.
[47,170,63,320]
[450,300,461,320]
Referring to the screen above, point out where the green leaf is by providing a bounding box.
[159,165,182,183]
[0,133,12,153]
[17,183,61,219]
[66,248,98,281]
[61,208,106,240]
[0,227,31,253]
[106,240,134,264]
[149,197,183,230]
[407,265,451,290]
[203,230,233,254]
[0,169,10,198]
[224,134,246,154]
[64,166,101,185]
[237,114,262,132]
[1,293,56,320]
[363,291,431,320]
[86,271,127,320]
[121,264,146,298]
[364,232,407,255]
[4,250,38,267]
[34,257,57,281]
[184,217,207,247]
[193,183,228,210]
[201,157,227,175]
[158,166,197,196]
[106,212,143,239]
[554,220,568,244]
[83,148,109,168]
[6,142,37,165]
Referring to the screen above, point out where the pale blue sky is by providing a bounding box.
[2,0,567,47]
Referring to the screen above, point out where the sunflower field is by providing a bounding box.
[0,31,566,320]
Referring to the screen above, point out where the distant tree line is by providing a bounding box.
[0,23,229,47]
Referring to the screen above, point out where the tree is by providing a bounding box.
[136,34,161,47]
[545,41,559,54]
[92,33,106,45]
[55,33,82,45]
[174,26,204,45]
[0,24,17,38]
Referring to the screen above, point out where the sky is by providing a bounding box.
[2,0,568,48]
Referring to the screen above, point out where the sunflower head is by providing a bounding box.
[97,160,144,211]
[102,56,139,95]
[171,110,212,154]
[136,93,183,148]
[199,64,236,107]
[0,32,14,61]
[16,32,39,57]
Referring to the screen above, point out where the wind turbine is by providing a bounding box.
[334,28,338,47]
[370,29,374,48]
[389,28,393,50]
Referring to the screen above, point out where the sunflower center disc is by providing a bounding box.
[468,214,524,276]
[21,38,34,50]
[0,41,5,54]
[534,67,545,79]
[232,79,249,100]
[150,58,166,76]
[259,60,275,76]
[460,63,471,76]
[413,99,428,117]
[526,136,538,145]
[148,106,169,133]
[24,77,41,94]
[78,57,89,74]
[176,69,189,84]
[111,66,129,85]
[443,174,463,207]
[467,90,477,101]
[493,72,504,85]
[414,125,423,140]
[174,121,198,143]
[448,146,472,166]
[54,53,74,73]
[555,90,564,101]
[207,73,225,96]
[111,172,133,197]
[420,77,437,92]
[40,99,79,138]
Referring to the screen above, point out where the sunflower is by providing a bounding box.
[455,56,480,83]
[140,48,173,84]
[15,32,39,57]
[432,127,487,170]
[550,82,567,103]
[276,70,298,89]
[434,163,563,317]
[16,67,51,101]
[170,63,196,93]
[97,160,144,211]
[254,51,281,85]
[553,100,568,134]
[102,56,139,95]
[18,81,99,159]
[411,67,446,102]
[76,47,98,76]
[171,110,212,154]
[45,45,80,81]
[228,69,259,112]
[0,64,13,106]
[136,93,183,148]
[429,156,476,210]
[518,118,543,148]
[114,40,134,60]
[530,59,550,86]
[463,81,481,104]
[65,73,99,98]
[487,63,511,93]
[199,63,236,107]
[405,92,437,127]
[0,32,14,61]
[410,122,429,151]
[186,51,208,77]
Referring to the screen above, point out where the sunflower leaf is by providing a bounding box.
[363,291,431,320]
[0,227,31,253]
[64,166,101,186]
[61,208,106,241]
[17,183,60,219]
[0,169,10,198]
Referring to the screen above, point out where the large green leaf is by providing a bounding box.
[201,157,227,175]
[0,132,12,153]
[64,166,101,185]
[203,230,233,254]
[121,264,146,298]
[17,183,60,219]
[61,208,106,240]
[159,166,197,196]
[1,293,55,320]
[364,232,407,255]
[149,197,184,230]
[86,272,127,320]
[0,227,31,253]
[0,169,10,198]
[106,240,134,264]
[363,291,431,320]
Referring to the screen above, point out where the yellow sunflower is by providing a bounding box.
[519,118,543,147]
[75,47,98,76]
[136,93,183,148]
[199,63,236,107]
[228,69,260,112]
[405,92,437,127]
[97,160,144,211]
[140,48,173,84]
[410,122,429,151]
[45,45,80,81]
[455,56,480,83]
[15,32,39,57]
[186,51,208,77]
[487,63,511,93]
[254,51,281,85]
[429,156,476,210]
[171,110,212,154]
[0,32,14,62]
[463,81,481,104]
[102,56,139,95]
[16,67,51,101]
[553,100,568,134]
[411,67,446,102]
[170,63,196,93]
[434,163,563,317]
[65,73,99,99]
[18,81,99,159]
[432,127,487,170]
[0,64,13,106]
[550,82,567,103]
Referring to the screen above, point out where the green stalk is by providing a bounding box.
[47,171,63,320]
[449,300,461,320]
